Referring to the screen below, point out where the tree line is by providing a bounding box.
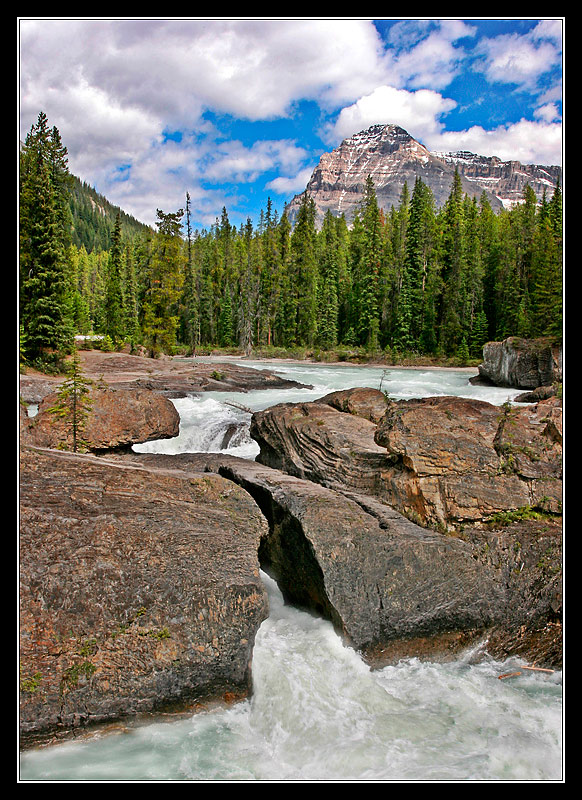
[20,112,562,370]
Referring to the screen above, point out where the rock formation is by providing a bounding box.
[137,451,563,671]
[285,124,562,228]
[251,389,562,531]
[22,384,180,453]
[19,349,313,405]
[474,336,562,389]
[19,447,269,744]
[19,353,563,743]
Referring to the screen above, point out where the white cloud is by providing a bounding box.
[19,18,564,224]
[329,85,457,145]
[19,18,393,223]
[266,167,315,196]
[474,22,562,92]
[202,139,309,184]
[427,118,562,166]
[20,19,390,136]
[387,19,477,90]
[534,102,561,123]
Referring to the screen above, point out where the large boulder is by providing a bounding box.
[374,395,562,527]
[251,389,562,531]
[474,337,562,389]
[19,447,269,743]
[139,453,561,670]
[22,385,180,452]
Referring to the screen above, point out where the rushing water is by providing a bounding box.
[20,362,563,782]
[132,360,526,460]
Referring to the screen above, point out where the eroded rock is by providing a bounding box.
[251,389,562,531]
[475,337,562,389]
[22,384,180,452]
[134,452,562,670]
[19,447,269,743]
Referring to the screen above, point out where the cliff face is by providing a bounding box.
[476,337,563,389]
[286,124,562,227]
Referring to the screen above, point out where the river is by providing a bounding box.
[19,361,563,782]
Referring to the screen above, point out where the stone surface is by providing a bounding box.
[23,384,181,453]
[19,447,269,743]
[475,336,562,389]
[251,389,563,530]
[19,349,313,406]
[135,452,561,670]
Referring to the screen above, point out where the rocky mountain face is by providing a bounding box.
[286,124,562,227]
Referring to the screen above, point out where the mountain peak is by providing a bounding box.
[287,124,561,227]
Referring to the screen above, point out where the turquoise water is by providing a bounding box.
[20,573,563,782]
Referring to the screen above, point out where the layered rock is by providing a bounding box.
[474,337,562,389]
[19,447,269,744]
[286,124,562,227]
[251,389,563,530]
[136,452,562,670]
[19,374,563,742]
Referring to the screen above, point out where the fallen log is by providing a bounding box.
[521,665,555,674]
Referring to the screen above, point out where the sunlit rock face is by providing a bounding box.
[286,124,562,228]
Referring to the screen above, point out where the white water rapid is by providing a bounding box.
[19,361,563,782]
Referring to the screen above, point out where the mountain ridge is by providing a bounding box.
[286,123,562,227]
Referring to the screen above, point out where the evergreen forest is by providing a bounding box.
[19,112,563,371]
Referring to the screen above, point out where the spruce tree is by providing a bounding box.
[359,176,382,351]
[48,348,93,452]
[104,213,125,345]
[181,192,198,353]
[20,112,72,362]
[141,208,185,355]
[439,170,466,354]
[317,211,340,349]
[291,194,318,346]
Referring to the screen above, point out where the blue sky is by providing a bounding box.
[19,18,563,232]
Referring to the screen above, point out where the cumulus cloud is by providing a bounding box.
[427,118,562,166]
[19,18,393,223]
[20,19,390,136]
[19,18,563,224]
[385,19,477,90]
[266,167,316,197]
[473,20,562,92]
[201,139,309,184]
[328,85,457,145]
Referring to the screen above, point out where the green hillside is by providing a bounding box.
[67,174,152,252]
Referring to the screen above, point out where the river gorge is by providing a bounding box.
[19,357,563,782]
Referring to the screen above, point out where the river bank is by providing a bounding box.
[190,352,479,372]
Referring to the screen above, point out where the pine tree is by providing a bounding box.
[439,170,466,354]
[272,210,296,348]
[317,211,340,349]
[181,192,198,353]
[358,176,382,351]
[141,208,185,355]
[104,213,125,345]
[123,242,140,343]
[402,177,438,350]
[237,219,260,355]
[48,349,93,452]
[531,184,562,339]
[218,284,235,347]
[20,112,72,362]
[291,194,318,346]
